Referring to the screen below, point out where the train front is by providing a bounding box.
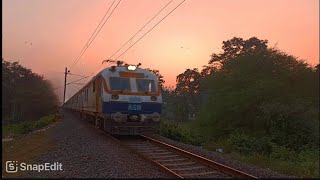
[100,65,162,135]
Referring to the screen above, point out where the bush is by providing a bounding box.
[269,143,296,161]
[203,139,233,153]
[33,115,55,129]
[4,121,34,136]
[197,46,319,154]
[228,133,257,155]
[33,120,48,129]
[252,136,273,155]
[19,121,34,134]
[160,120,204,146]
[2,114,56,138]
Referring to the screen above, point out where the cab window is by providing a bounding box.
[109,77,131,91]
[136,79,156,93]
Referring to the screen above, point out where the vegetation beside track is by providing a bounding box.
[2,114,60,138]
[159,119,319,177]
[2,59,59,126]
[159,37,319,178]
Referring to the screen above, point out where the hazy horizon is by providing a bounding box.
[2,0,319,102]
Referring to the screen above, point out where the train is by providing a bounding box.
[64,64,162,135]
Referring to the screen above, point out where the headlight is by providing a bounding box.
[129,115,139,121]
[112,112,124,123]
[111,94,119,100]
[127,65,136,71]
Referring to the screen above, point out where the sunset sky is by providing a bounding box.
[2,0,319,102]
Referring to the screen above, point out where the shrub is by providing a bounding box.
[8,121,34,135]
[269,143,296,161]
[160,120,204,146]
[2,114,56,138]
[227,133,257,155]
[33,115,56,129]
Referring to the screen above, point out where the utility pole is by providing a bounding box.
[63,67,70,106]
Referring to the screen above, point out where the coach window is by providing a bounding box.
[93,81,95,92]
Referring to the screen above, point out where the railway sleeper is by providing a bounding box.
[179,171,218,177]
[134,147,162,151]
[151,154,181,159]
[137,149,169,153]
[143,151,172,155]
[157,158,187,163]
[170,165,207,171]
[162,161,197,167]
[129,144,155,148]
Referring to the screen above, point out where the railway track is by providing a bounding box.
[120,135,257,178]
[78,114,257,178]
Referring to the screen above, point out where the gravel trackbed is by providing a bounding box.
[24,112,169,178]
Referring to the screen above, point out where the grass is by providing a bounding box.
[2,114,61,177]
[2,114,57,138]
[230,151,319,178]
[159,119,320,178]
[159,119,205,146]
[2,129,56,177]
[176,120,196,129]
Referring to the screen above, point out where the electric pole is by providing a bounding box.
[63,67,70,106]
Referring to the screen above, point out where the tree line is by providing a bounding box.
[159,37,319,154]
[2,59,59,125]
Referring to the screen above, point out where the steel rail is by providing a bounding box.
[140,135,257,178]
[71,111,256,178]
[76,114,182,178]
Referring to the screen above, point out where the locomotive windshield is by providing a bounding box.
[110,77,131,91]
[136,79,156,93]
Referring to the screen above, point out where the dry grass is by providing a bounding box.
[2,128,56,178]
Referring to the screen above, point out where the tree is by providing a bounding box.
[2,59,59,124]
[176,68,202,95]
[197,40,319,150]
[209,37,268,64]
[174,68,203,119]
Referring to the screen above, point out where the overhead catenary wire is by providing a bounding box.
[68,72,88,78]
[64,1,186,104]
[69,0,122,71]
[69,0,115,70]
[66,0,186,100]
[85,0,186,81]
[114,0,186,61]
[86,58,113,79]
[65,0,123,102]
[107,0,175,61]
[67,76,89,85]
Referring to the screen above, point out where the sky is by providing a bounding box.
[2,0,319,103]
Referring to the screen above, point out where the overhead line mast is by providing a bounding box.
[63,67,70,105]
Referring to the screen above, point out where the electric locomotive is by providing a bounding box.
[65,64,162,135]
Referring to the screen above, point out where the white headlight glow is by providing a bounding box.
[127,65,137,71]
